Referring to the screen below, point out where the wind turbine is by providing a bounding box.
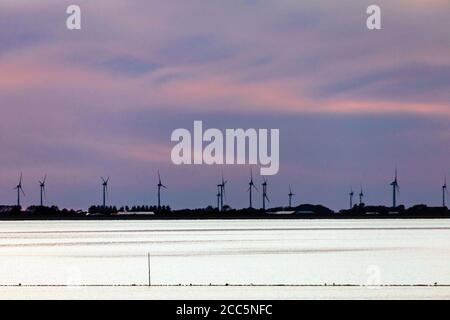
[390,169,399,207]
[101,177,109,207]
[157,171,167,210]
[359,186,364,205]
[218,174,228,211]
[443,177,448,208]
[248,168,258,208]
[14,173,25,207]
[288,185,295,208]
[349,188,354,209]
[262,177,270,210]
[39,175,47,207]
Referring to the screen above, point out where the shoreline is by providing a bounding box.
[1,215,450,221]
[1,285,449,300]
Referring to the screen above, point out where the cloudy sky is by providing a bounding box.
[0,0,449,210]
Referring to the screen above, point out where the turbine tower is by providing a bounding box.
[14,173,25,207]
[359,187,364,205]
[443,177,447,208]
[262,177,270,210]
[39,175,47,207]
[101,177,109,207]
[216,186,221,211]
[390,169,399,207]
[157,171,167,210]
[349,188,354,209]
[248,168,258,208]
[288,185,295,208]
[217,181,222,211]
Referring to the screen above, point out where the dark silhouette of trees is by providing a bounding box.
[0,201,448,220]
[88,205,118,215]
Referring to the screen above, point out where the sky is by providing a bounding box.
[0,0,449,210]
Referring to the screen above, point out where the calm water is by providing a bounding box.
[0,219,449,297]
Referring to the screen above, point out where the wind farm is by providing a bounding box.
[1,168,450,220]
[217,174,228,212]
